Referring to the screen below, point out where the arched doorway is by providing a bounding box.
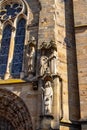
[0,88,33,130]
[0,116,15,130]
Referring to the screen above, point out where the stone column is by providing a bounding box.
[51,76,61,130]
[50,51,57,75]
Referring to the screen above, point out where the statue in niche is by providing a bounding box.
[27,37,36,74]
[40,56,50,76]
[27,45,35,73]
[41,81,53,115]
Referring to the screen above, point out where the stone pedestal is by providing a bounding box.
[51,76,61,130]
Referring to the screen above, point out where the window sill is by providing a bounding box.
[0,79,26,84]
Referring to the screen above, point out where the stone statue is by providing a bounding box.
[40,56,50,76]
[27,46,35,73]
[41,81,53,115]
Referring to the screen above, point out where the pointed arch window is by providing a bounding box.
[0,0,28,80]
[0,25,12,78]
[12,18,26,78]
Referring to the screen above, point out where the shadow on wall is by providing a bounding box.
[64,0,81,130]
[24,0,41,77]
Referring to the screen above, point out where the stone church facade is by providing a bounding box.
[0,0,87,130]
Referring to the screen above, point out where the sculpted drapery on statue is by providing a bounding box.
[27,38,36,76]
[27,46,35,73]
[41,81,53,115]
[40,56,50,76]
[39,40,57,76]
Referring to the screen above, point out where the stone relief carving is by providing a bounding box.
[49,51,57,74]
[41,81,53,115]
[40,40,57,51]
[40,56,50,76]
[39,40,58,76]
[27,46,35,73]
[27,37,36,75]
[40,54,57,76]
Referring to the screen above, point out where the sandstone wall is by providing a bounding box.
[0,0,85,130]
[73,0,87,129]
[56,0,80,129]
[74,0,87,123]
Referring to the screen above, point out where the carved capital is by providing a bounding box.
[40,40,57,51]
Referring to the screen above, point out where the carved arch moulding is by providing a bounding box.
[0,88,33,130]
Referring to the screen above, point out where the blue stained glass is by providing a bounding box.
[12,63,22,75]
[17,19,26,27]
[14,45,24,53]
[12,54,23,63]
[0,46,9,55]
[1,38,10,46]
[12,18,26,77]
[13,3,19,8]
[5,5,10,10]
[16,28,25,36]
[1,3,22,20]
[15,36,25,45]
[0,55,8,64]
[7,8,15,16]
[0,65,7,75]
[16,8,22,13]
[0,24,12,78]
[3,25,12,38]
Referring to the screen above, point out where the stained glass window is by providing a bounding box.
[0,0,28,80]
[12,18,26,78]
[0,3,22,20]
[0,25,12,78]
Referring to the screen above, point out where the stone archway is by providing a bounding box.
[0,116,15,130]
[0,88,33,130]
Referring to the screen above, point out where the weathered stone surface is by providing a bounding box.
[0,0,86,130]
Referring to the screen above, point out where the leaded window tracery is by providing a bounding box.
[12,18,26,77]
[0,3,22,20]
[0,24,12,78]
[0,0,28,79]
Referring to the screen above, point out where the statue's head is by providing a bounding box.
[45,81,51,88]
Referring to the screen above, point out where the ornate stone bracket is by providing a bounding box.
[40,40,57,52]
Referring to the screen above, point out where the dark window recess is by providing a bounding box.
[12,18,26,78]
[0,25,12,78]
[0,116,15,130]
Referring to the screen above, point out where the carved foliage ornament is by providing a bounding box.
[40,40,57,51]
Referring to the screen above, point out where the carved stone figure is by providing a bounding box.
[41,81,53,115]
[40,56,49,76]
[49,52,57,74]
[27,46,35,73]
